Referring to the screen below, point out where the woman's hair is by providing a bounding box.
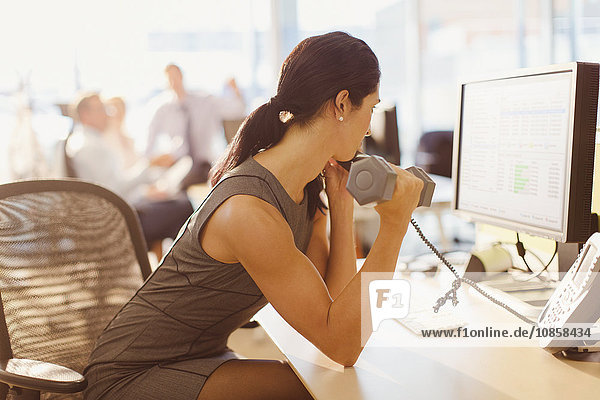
[211,31,380,217]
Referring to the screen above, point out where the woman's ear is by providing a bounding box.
[334,90,350,118]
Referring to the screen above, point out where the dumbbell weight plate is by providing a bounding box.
[346,155,435,207]
[346,155,397,205]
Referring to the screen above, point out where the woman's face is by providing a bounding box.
[337,88,380,161]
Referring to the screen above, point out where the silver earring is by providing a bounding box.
[338,116,344,122]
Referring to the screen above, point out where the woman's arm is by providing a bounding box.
[304,205,355,299]
[201,166,423,366]
[321,159,357,298]
[304,209,329,280]
[304,160,356,298]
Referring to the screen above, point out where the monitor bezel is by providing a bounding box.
[451,62,598,243]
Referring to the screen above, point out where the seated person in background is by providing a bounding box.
[104,96,138,169]
[146,64,246,188]
[66,92,194,250]
[105,96,175,171]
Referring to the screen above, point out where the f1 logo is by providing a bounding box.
[369,280,410,332]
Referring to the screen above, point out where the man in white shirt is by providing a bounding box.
[146,64,246,187]
[67,93,193,248]
[67,94,157,203]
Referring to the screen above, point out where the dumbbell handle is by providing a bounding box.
[341,153,436,207]
[337,152,371,171]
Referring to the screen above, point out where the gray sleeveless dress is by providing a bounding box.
[84,156,314,400]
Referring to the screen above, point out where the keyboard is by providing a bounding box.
[396,306,467,336]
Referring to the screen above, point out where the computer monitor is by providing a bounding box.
[452,62,599,247]
[363,104,401,165]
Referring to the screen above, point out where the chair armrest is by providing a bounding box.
[0,358,86,394]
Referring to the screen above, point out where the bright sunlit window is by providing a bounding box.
[1,0,599,183]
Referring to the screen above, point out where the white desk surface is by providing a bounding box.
[255,273,600,400]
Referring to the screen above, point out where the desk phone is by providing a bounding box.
[537,232,600,351]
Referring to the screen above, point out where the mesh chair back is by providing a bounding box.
[0,180,151,397]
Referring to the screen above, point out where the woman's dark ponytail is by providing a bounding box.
[210,31,380,218]
[211,100,286,184]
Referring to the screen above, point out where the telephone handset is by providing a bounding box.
[339,153,436,206]
[537,232,600,351]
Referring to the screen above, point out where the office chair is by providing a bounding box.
[0,179,152,399]
[415,130,454,178]
[62,130,77,180]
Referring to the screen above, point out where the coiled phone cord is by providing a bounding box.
[410,218,538,326]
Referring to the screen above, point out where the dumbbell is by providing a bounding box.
[340,153,436,206]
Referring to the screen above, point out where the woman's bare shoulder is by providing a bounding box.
[200,194,291,263]
[212,194,282,226]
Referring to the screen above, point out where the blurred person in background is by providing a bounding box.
[146,64,246,188]
[105,96,174,169]
[66,92,194,252]
[104,96,138,168]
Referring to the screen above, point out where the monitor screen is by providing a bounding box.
[452,62,599,243]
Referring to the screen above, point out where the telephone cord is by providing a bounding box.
[410,218,538,326]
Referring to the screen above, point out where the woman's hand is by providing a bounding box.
[322,158,354,213]
[374,164,423,224]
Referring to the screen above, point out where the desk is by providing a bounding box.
[255,273,600,400]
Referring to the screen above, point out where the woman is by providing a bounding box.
[84,31,423,400]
